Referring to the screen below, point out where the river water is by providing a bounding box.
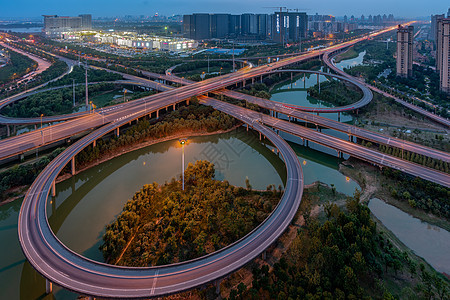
[0,53,368,299]
[369,198,450,274]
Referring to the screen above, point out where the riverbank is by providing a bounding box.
[333,47,359,63]
[0,124,241,207]
[339,158,450,232]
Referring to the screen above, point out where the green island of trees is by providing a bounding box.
[308,79,363,107]
[100,160,282,266]
[233,192,449,300]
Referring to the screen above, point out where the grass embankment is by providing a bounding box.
[333,47,360,63]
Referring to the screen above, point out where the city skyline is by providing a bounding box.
[0,0,449,19]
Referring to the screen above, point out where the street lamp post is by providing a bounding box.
[40,114,44,144]
[179,138,187,191]
[72,79,76,107]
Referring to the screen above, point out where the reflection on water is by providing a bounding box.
[334,50,366,70]
[369,198,450,274]
[270,73,354,123]
[0,127,363,299]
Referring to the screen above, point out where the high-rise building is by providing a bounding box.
[396,25,414,77]
[183,14,210,40]
[183,13,277,41]
[431,14,445,41]
[436,18,450,93]
[272,11,307,44]
[211,14,230,38]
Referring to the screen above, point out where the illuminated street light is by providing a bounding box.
[179,138,188,191]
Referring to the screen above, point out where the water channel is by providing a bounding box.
[369,198,450,274]
[5,51,440,299]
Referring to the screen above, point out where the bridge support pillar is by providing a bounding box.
[260,75,263,83]
[93,140,96,148]
[252,78,254,85]
[214,280,222,295]
[45,279,52,294]
[242,80,245,87]
[246,124,249,131]
[34,124,37,131]
[6,125,10,137]
[71,157,76,176]
[259,133,262,141]
[186,99,190,106]
[288,116,291,122]
[348,135,352,142]
[173,104,176,111]
[51,180,56,197]
[156,110,159,119]
[116,128,120,137]
[262,251,266,260]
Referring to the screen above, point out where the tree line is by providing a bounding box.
[382,167,450,220]
[232,192,449,299]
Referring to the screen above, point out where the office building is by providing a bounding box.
[43,14,92,37]
[436,18,450,93]
[396,25,414,77]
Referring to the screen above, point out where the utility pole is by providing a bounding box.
[85,59,88,110]
[72,79,76,107]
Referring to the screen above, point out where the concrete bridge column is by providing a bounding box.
[93,140,96,148]
[51,180,56,197]
[116,127,120,137]
[337,151,341,158]
[246,124,249,131]
[173,103,176,111]
[215,280,222,295]
[34,124,37,131]
[71,157,76,176]
[259,132,262,140]
[262,251,267,260]
[45,279,52,294]
[260,75,263,83]
[186,99,190,105]
[242,80,245,87]
[156,110,159,119]
[288,116,291,122]
[348,135,352,142]
[252,78,254,85]
[6,125,10,137]
[291,72,293,81]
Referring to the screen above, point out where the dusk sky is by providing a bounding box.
[0,0,449,19]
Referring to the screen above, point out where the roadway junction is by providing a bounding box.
[0,24,445,298]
